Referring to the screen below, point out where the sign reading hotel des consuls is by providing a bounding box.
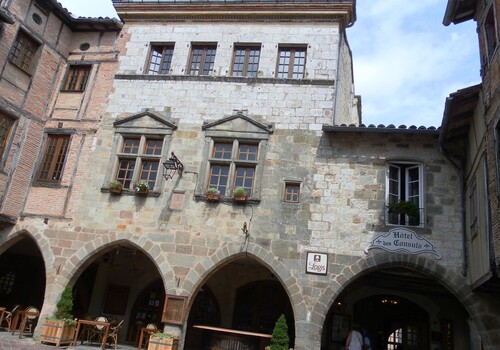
[365,228,441,259]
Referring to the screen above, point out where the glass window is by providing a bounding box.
[208,141,258,196]
[189,44,217,76]
[37,134,70,183]
[276,46,306,79]
[484,7,498,60]
[386,162,423,226]
[62,65,91,91]
[284,183,300,203]
[0,113,14,161]
[8,31,39,73]
[148,45,174,74]
[114,136,163,190]
[232,45,260,77]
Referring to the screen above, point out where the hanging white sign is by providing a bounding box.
[365,228,441,259]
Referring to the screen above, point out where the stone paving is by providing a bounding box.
[0,331,136,350]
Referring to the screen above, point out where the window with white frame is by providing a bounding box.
[386,162,424,226]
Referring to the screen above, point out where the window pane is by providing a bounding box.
[190,45,217,76]
[63,65,91,91]
[234,166,254,194]
[9,31,39,73]
[209,165,229,195]
[213,143,232,159]
[145,139,163,155]
[38,135,70,182]
[277,47,306,79]
[148,45,174,75]
[0,114,14,160]
[122,138,140,154]
[116,159,135,189]
[238,144,258,161]
[232,46,260,77]
[285,183,300,203]
[140,160,159,189]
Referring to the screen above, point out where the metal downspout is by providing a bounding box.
[333,31,344,125]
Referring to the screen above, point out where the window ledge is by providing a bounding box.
[101,188,161,197]
[115,74,334,86]
[194,194,260,205]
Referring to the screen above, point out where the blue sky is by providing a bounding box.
[58,0,480,127]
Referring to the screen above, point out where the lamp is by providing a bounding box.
[163,152,183,180]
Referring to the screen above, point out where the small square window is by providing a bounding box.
[62,65,91,92]
[284,183,300,203]
[8,31,40,74]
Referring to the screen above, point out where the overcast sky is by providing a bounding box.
[58,0,480,128]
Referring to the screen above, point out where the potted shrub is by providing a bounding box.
[108,181,123,194]
[233,186,248,203]
[270,314,289,350]
[135,180,150,195]
[40,286,77,347]
[388,200,419,218]
[147,333,179,350]
[206,188,220,202]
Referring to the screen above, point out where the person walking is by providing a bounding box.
[345,327,363,350]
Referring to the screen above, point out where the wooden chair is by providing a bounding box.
[106,320,124,349]
[89,316,108,344]
[18,306,39,337]
[0,305,19,330]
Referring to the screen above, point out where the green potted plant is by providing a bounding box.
[206,187,220,202]
[40,286,77,347]
[269,314,289,350]
[135,180,150,195]
[108,181,123,194]
[388,200,419,218]
[148,333,179,350]
[233,186,248,203]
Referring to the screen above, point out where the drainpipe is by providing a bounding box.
[439,98,468,277]
[333,30,344,125]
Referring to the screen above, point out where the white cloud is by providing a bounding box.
[349,0,480,127]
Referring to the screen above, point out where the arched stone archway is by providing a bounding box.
[182,246,301,350]
[316,252,498,350]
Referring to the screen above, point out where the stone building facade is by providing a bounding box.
[1,0,500,350]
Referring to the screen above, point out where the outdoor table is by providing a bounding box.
[137,327,162,350]
[72,319,111,349]
[193,325,272,350]
[9,309,24,333]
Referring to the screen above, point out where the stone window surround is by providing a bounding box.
[195,115,272,203]
[385,159,425,228]
[103,121,175,196]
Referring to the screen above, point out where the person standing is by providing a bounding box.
[361,327,372,350]
[345,327,363,350]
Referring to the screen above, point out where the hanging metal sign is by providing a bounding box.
[365,228,441,259]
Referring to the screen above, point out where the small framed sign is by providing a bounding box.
[306,252,328,275]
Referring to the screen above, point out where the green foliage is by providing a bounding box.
[151,333,178,339]
[233,186,248,198]
[388,200,419,218]
[270,314,289,350]
[108,182,123,190]
[206,187,219,195]
[135,180,149,191]
[53,286,75,324]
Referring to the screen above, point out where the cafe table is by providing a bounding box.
[72,318,111,349]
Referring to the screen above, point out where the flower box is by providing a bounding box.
[147,335,179,350]
[40,319,76,347]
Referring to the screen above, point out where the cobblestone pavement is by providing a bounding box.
[0,332,137,350]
